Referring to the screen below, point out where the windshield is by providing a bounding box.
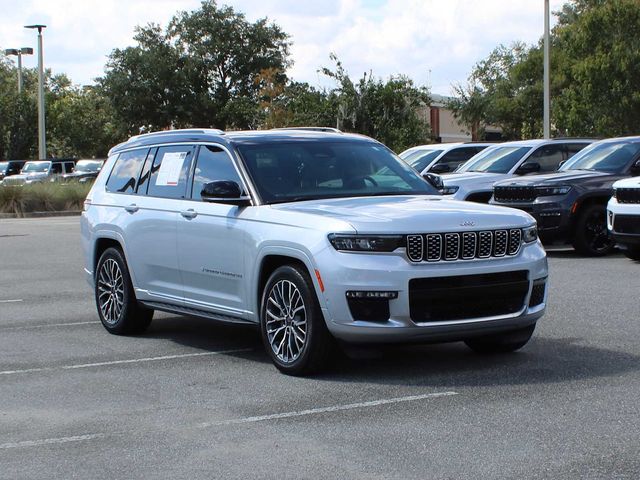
[74,160,102,173]
[0,162,8,173]
[560,141,640,173]
[406,150,444,172]
[237,141,439,204]
[457,146,532,173]
[22,161,50,173]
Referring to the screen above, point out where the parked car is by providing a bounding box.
[399,142,494,175]
[440,139,593,203]
[607,176,640,260]
[491,136,640,256]
[0,160,26,183]
[2,159,76,185]
[81,128,547,375]
[60,159,105,183]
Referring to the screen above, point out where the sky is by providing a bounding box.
[0,0,566,95]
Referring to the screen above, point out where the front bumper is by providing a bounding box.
[490,198,573,243]
[314,240,548,343]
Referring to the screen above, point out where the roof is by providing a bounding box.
[109,128,375,155]
[485,138,595,148]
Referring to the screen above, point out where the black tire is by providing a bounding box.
[572,204,615,256]
[464,323,536,354]
[260,265,335,376]
[623,246,640,261]
[95,247,153,335]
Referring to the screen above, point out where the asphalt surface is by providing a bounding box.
[1,216,639,479]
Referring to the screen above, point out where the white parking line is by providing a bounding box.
[0,348,252,376]
[0,299,23,304]
[1,321,100,331]
[0,433,106,450]
[200,391,459,428]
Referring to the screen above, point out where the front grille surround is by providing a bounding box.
[406,228,524,263]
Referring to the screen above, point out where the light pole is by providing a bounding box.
[25,24,47,159]
[4,47,33,94]
[543,0,550,139]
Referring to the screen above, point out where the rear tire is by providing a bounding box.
[572,204,614,256]
[464,324,536,354]
[95,247,153,335]
[623,246,640,261]
[260,265,335,376]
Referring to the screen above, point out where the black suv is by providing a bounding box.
[0,160,26,182]
[491,136,640,256]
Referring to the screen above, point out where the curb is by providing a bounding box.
[0,210,82,219]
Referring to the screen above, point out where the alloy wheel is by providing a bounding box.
[584,209,613,253]
[265,280,307,363]
[97,258,125,325]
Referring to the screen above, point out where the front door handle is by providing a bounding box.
[181,209,198,220]
[124,204,139,213]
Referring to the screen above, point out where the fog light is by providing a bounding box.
[346,290,398,299]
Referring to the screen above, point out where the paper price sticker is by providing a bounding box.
[156,151,187,186]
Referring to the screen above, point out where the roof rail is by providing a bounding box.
[128,128,225,142]
[271,127,342,133]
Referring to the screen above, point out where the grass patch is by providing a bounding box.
[0,182,91,216]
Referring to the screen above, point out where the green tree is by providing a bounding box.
[100,0,290,133]
[321,54,430,151]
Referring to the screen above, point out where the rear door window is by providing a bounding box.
[51,163,63,174]
[147,145,195,199]
[524,145,565,172]
[106,148,149,194]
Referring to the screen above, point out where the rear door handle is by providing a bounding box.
[181,209,198,219]
[124,204,139,213]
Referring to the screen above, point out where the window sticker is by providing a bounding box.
[156,151,187,186]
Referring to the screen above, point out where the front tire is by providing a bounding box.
[464,324,536,354]
[260,265,335,375]
[572,204,615,256]
[95,247,153,335]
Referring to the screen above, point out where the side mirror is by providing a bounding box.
[516,162,541,175]
[201,181,251,206]
[423,173,444,191]
[630,159,640,176]
[430,163,450,174]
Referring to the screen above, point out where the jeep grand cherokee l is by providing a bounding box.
[81,129,548,375]
[492,136,640,256]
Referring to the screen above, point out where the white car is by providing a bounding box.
[399,142,494,175]
[608,176,640,260]
[441,139,593,203]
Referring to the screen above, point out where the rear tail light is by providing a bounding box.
[83,198,92,211]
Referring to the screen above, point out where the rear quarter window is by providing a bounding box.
[106,148,149,194]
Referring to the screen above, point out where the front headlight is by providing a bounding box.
[522,225,538,243]
[535,185,571,196]
[328,234,404,252]
[441,185,459,195]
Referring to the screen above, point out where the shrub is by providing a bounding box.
[0,182,91,216]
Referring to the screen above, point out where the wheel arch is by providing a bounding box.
[254,248,324,320]
[569,194,611,239]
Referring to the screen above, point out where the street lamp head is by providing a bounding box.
[24,24,47,33]
[4,48,19,56]
[21,47,34,55]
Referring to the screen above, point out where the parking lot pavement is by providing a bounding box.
[1,216,639,479]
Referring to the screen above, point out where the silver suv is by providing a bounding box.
[81,129,548,375]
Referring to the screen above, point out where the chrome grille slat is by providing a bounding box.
[406,229,523,262]
[494,230,508,257]
[444,233,460,261]
[406,235,423,262]
[426,234,442,262]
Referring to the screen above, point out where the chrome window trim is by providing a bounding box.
[109,141,261,206]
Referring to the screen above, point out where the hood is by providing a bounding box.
[442,172,511,188]
[62,171,96,179]
[494,169,614,187]
[613,176,640,189]
[272,195,534,233]
[10,172,47,180]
